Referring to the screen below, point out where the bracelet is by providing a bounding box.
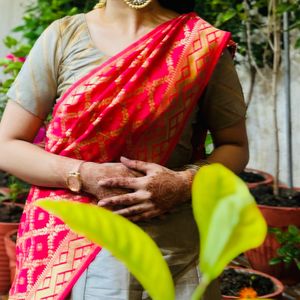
[66,160,86,193]
[183,160,210,173]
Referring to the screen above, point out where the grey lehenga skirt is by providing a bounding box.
[70,203,221,300]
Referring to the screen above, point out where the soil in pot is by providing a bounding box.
[0,203,23,223]
[238,169,273,189]
[239,171,265,184]
[220,268,276,298]
[251,185,300,207]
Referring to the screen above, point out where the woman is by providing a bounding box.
[0,0,248,299]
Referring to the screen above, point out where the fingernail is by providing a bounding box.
[120,156,129,161]
[98,201,106,207]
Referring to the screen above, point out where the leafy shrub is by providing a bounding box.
[269,225,300,269]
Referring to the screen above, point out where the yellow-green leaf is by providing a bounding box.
[192,164,267,282]
[35,199,175,300]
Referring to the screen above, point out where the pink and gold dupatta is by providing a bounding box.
[10,13,231,299]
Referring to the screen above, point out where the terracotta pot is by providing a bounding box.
[4,229,18,285]
[246,186,300,284]
[240,168,274,189]
[0,203,22,294]
[221,267,284,299]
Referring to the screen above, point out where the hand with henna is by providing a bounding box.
[80,161,143,203]
[97,157,194,222]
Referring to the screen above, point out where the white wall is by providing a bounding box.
[238,46,300,187]
[0,0,32,64]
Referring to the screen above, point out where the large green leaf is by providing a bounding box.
[192,164,267,282]
[36,199,175,300]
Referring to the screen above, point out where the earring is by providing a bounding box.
[94,0,106,9]
[122,0,152,9]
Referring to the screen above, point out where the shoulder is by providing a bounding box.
[57,14,85,30]
[35,14,85,44]
[51,14,89,51]
[52,14,86,37]
[188,13,227,35]
[188,13,214,27]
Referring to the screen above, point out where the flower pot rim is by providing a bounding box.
[221,266,284,299]
[258,204,300,211]
[4,228,18,240]
[243,168,274,189]
[245,168,273,177]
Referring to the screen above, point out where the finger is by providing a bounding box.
[98,177,140,190]
[120,157,152,173]
[98,191,145,207]
[128,208,165,222]
[114,202,153,217]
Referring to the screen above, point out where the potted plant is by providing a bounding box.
[266,225,300,285]
[220,0,300,282]
[220,266,284,299]
[0,178,28,294]
[0,205,22,294]
[239,168,274,189]
[4,229,18,285]
[245,185,300,282]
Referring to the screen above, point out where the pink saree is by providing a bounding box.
[10,12,232,299]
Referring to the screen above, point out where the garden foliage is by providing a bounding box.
[269,225,300,269]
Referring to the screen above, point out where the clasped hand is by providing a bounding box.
[96,157,193,222]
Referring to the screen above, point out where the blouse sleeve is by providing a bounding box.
[6,20,62,119]
[198,49,246,131]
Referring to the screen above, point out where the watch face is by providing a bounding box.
[67,174,81,192]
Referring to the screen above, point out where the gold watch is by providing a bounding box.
[66,161,85,192]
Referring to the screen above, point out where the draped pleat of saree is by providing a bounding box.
[10,12,231,300]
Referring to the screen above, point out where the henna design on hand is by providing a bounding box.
[146,169,192,210]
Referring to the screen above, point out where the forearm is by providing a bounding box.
[0,139,80,188]
[197,119,249,174]
[205,144,249,174]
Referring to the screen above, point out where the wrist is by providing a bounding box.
[182,159,210,173]
[79,161,95,193]
[179,169,195,202]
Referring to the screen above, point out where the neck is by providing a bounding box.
[105,0,161,17]
[100,0,172,34]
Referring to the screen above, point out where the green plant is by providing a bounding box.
[0,0,96,118]
[36,164,267,300]
[0,176,30,203]
[269,225,300,269]
[195,0,300,108]
[0,37,30,106]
